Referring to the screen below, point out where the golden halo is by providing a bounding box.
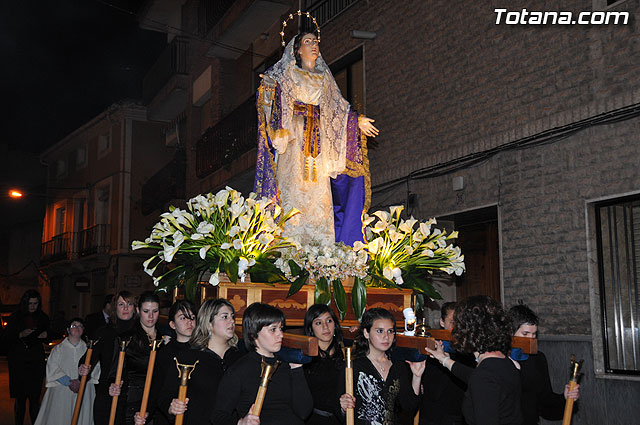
[280,10,321,47]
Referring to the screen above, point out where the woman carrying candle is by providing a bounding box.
[303,304,344,425]
[338,308,425,425]
[154,298,242,425]
[210,302,313,425]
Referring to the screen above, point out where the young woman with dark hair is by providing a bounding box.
[79,290,136,425]
[428,296,522,425]
[151,298,242,425]
[339,308,424,425]
[108,291,170,425]
[6,289,50,425]
[303,304,344,425]
[508,304,579,425]
[211,302,313,425]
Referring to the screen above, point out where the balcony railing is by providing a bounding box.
[196,96,257,178]
[306,0,361,26]
[143,36,188,104]
[198,0,235,36]
[141,151,186,215]
[41,224,111,263]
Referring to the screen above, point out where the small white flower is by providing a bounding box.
[258,233,274,245]
[199,245,211,260]
[221,242,232,249]
[209,271,220,286]
[233,239,243,250]
[196,222,215,235]
[229,226,241,237]
[131,240,147,250]
[190,233,203,240]
[389,205,404,218]
[172,231,185,247]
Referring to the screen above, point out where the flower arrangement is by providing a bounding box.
[131,187,299,300]
[276,242,369,319]
[353,205,465,308]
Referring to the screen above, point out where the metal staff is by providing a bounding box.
[344,346,354,425]
[108,339,129,425]
[253,357,280,416]
[71,339,95,425]
[174,358,199,425]
[562,354,583,425]
[137,339,162,421]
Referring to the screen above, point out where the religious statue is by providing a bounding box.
[254,11,378,247]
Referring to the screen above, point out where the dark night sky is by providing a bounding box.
[0,0,166,154]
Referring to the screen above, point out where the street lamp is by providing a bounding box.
[9,189,23,198]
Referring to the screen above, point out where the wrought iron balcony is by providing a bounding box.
[141,150,186,215]
[198,0,235,36]
[41,224,111,264]
[196,96,257,178]
[306,0,361,26]
[142,36,188,105]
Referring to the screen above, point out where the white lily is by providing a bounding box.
[229,225,241,237]
[199,245,211,260]
[258,233,274,246]
[233,239,243,249]
[389,205,404,218]
[197,222,215,235]
[172,231,185,248]
[161,242,179,262]
[209,270,220,286]
[131,240,147,250]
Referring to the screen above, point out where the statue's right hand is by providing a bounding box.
[259,74,275,87]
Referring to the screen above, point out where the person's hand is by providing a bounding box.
[19,329,34,338]
[407,360,426,378]
[133,412,148,425]
[108,382,122,397]
[259,74,276,87]
[37,330,48,339]
[237,404,260,425]
[78,364,91,377]
[358,116,379,138]
[69,379,80,393]
[347,326,359,334]
[339,393,356,412]
[425,340,450,364]
[169,398,189,415]
[564,384,580,400]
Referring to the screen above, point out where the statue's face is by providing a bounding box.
[297,33,319,65]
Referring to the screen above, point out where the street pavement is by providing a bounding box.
[0,357,14,425]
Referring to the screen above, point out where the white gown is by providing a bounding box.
[34,338,100,425]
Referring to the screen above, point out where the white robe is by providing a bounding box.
[34,338,100,425]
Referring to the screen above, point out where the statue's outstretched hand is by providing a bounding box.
[358,116,379,137]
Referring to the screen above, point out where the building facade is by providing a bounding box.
[140,0,640,422]
[39,102,179,318]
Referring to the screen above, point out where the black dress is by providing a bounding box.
[304,352,343,425]
[5,310,50,424]
[155,344,243,425]
[210,350,314,425]
[81,317,134,425]
[341,357,421,425]
[460,357,522,425]
[150,339,191,425]
[109,322,170,425]
[419,352,475,425]
[517,352,566,425]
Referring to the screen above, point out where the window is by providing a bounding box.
[77,146,87,168]
[98,133,111,157]
[55,207,66,235]
[95,185,111,225]
[330,47,364,113]
[56,159,66,178]
[595,195,640,375]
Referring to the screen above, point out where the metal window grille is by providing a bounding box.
[596,196,640,374]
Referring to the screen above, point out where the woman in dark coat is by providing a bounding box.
[6,289,50,425]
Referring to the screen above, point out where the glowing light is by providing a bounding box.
[9,190,23,198]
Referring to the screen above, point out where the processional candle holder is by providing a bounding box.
[174,358,199,425]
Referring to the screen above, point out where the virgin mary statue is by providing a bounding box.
[254,30,378,246]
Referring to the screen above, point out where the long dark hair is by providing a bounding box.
[293,31,317,69]
[19,289,42,314]
[354,308,396,359]
[304,304,343,358]
[452,295,511,355]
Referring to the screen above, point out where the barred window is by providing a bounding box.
[596,195,640,375]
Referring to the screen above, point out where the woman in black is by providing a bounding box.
[429,296,522,425]
[154,298,242,425]
[303,304,344,425]
[339,308,425,425]
[79,290,136,425]
[211,302,313,425]
[108,291,169,425]
[6,289,50,425]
